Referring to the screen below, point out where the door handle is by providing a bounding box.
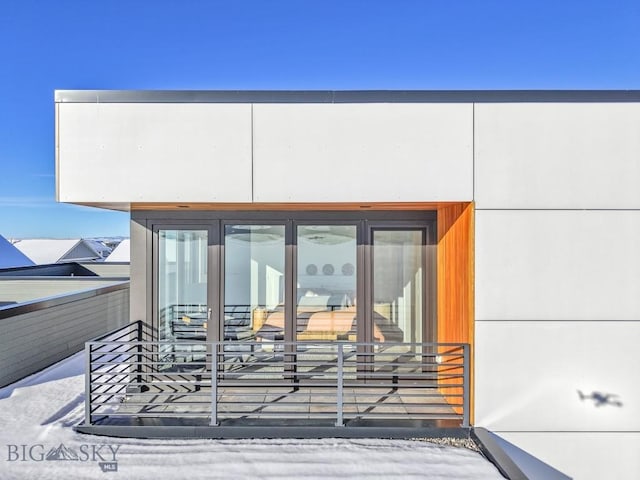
[207,308,212,320]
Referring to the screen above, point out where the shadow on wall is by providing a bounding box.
[577,390,623,407]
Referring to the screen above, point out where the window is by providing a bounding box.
[154,213,436,349]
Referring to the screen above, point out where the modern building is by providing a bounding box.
[13,238,111,264]
[0,234,34,269]
[55,90,640,480]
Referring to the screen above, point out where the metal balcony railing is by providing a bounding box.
[84,321,470,429]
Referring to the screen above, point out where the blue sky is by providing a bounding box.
[1,0,639,238]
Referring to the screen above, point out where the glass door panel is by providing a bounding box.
[296,225,357,341]
[372,230,424,344]
[224,225,285,343]
[158,229,208,369]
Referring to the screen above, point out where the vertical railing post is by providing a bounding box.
[336,343,344,427]
[462,343,470,428]
[136,321,144,389]
[84,342,92,426]
[210,342,219,426]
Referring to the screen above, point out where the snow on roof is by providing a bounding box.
[0,353,504,479]
[0,234,35,268]
[105,239,130,262]
[12,239,97,264]
[85,239,112,256]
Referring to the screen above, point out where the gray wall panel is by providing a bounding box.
[0,287,129,387]
[0,279,127,304]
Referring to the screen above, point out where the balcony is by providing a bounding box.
[76,321,470,438]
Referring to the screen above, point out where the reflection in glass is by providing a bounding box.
[158,230,208,343]
[372,230,424,343]
[225,225,285,343]
[296,225,357,341]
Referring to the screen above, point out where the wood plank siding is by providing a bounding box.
[437,202,474,420]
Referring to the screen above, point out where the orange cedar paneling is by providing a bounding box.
[437,202,474,421]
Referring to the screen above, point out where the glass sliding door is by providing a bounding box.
[296,225,357,341]
[371,229,425,344]
[224,225,285,343]
[152,217,435,353]
[158,229,209,368]
[158,229,209,342]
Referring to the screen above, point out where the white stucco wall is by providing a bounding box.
[474,103,640,209]
[252,103,473,202]
[57,102,474,204]
[474,102,640,480]
[57,103,253,203]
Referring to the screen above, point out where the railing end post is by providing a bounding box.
[84,342,92,426]
[462,343,470,428]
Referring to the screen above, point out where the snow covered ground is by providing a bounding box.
[0,352,504,480]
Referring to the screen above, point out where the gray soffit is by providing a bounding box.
[55,90,640,104]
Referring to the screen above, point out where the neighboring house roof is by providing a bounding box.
[0,235,35,268]
[85,239,113,258]
[13,239,104,265]
[105,239,130,262]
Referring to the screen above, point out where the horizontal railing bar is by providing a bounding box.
[92,378,464,386]
[217,401,340,406]
[216,370,463,378]
[88,353,463,359]
[91,388,458,397]
[217,412,344,418]
[90,362,208,368]
[93,412,211,418]
[88,358,464,366]
[92,396,202,403]
[348,401,464,408]
[89,385,464,395]
[347,411,464,416]
[105,350,465,356]
[342,392,464,398]
[95,401,210,407]
[219,360,463,367]
[97,390,459,397]
[92,381,207,386]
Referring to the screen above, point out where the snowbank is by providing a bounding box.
[0,353,503,480]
